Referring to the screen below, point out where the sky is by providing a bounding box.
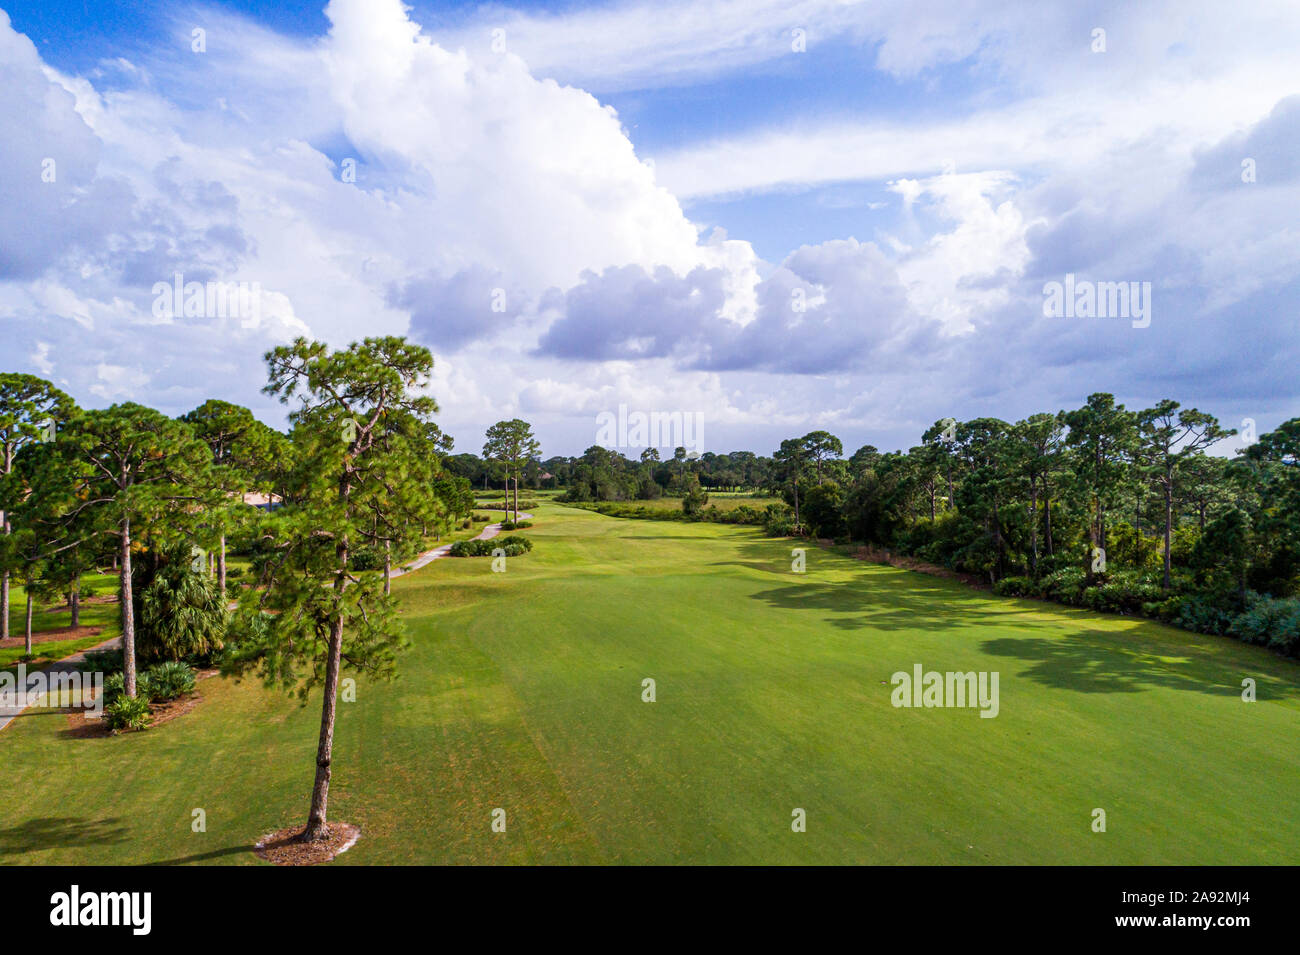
[0,0,1297,459]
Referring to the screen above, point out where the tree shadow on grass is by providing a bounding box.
[980,631,1300,701]
[0,816,129,857]
[146,845,258,865]
[747,578,1027,633]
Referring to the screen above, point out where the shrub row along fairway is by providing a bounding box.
[2,503,1297,864]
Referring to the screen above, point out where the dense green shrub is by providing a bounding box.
[1106,521,1162,572]
[1039,566,1087,605]
[1230,593,1300,656]
[104,695,152,733]
[500,520,532,530]
[145,661,198,701]
[802,483,845,538]
[497,535,534,556]
[1080,571,1164,614]
[993,575,1036,597]
[450,536,534,558]
[449,538,491,557]
[1146,594,1237,636]
[899,513,984,573]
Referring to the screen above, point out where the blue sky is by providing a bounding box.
[1,0,1297,458]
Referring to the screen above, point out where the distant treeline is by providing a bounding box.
[446,395,1300,655]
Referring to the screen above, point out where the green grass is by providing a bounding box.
[1,504,1297,864]
[2,573,120,673]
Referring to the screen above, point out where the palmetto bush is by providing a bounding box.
[100,672,127,707]
[139,562,229,662]
[145,661,198,701]
[104,695,151,733]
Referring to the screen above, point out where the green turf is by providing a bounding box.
[2,573,120,673]
[1,505,1297,865]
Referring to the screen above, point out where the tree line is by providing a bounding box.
[480,397,1298,653]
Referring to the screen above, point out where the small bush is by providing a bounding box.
[450,535,534,558]
[104,695,152,733]
[449,539,489,557]
[497,535,534,553]
[993,575,1036,597]
[145,661,197,701]
[500,520,533,530]
[1039,566,1086,605]
[135,670,157,702]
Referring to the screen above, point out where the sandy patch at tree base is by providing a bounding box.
[254,823,361,865]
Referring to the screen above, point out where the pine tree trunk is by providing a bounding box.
[512,473,519,524]
[303,604,345,841]
[1086,497,1099,585]
[218,535,227,594]
[1043,475,1054,557]
[384,540,391,596]
[992,499,1004,580]
[1,445,9,642]
[70,575,80,628]
[1163,472,1173,589]
[119,518,138,698]
[24,585,33,657]
[1029,483,1039,578]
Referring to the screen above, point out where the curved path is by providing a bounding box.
[0,637,118,733]
[391,512,533,579]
